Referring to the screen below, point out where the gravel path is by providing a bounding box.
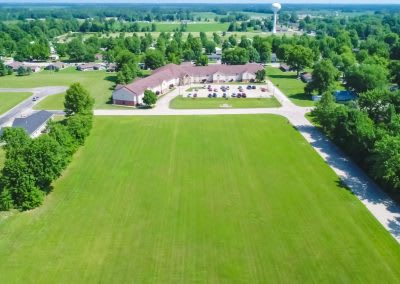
[95,83,400,243]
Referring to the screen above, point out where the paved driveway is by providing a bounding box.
[0,86,67,126]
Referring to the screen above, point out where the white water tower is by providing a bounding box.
[271,2,281,34]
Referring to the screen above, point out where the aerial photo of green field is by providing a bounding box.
[1,115,399,283]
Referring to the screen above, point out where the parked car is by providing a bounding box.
[246,85,252,90]
[193,93,197,98]
[187,93,192,97]
[252,86,256,89]
[214,88,218,92]
[237,93,242,98]
[261,87,267,92]
[213,93,217,98]
[231,93,236,97]
[222,93,227,98]
[208,93,212,98]
[242,93,247,98]
[32,96,39,101]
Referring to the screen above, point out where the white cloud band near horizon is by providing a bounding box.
[0,0,400,4]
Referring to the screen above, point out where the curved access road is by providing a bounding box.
[0,86,67,126]
[95,83,400,243]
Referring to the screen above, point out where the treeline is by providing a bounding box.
[312,89,400,193]
[0,83,94,211]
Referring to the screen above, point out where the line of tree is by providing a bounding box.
[312,88,400,193]
[0,83,94,211]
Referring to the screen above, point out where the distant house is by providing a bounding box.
[334,90,357,102]
[77,63,105,71]
[300,72,312,83]
[280,63,290,72]
[45,62,66,71]
[28,65,42,73]
[6,62,41,73]
[49,54,60,61]
[207,53,221,61]
[9,111,53,138]
[106,63,117,72]
[271,53,277,63]
[6,61,24,71]
[95,53,103,61]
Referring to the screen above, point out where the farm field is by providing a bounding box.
[0,92,32,115]
[1,115,400,283]
[0,68,115,109]
[170,96,280,109]
[265,66,315,107]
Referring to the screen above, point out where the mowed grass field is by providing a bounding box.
[1,115,400,283]
[266,66,315,107]
[170,96,281,109]
[0,68,115,109]
[0,92,32,115]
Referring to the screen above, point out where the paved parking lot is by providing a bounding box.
[183,84,273,99]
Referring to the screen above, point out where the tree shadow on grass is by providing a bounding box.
[268,74,298,80]
[289,92,312,102]
[104,75,117,83]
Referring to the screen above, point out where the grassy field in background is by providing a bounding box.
[0,68,115,109]
[265,66,315,107]
[170,96,280,109]
[138,22,230,32]
[0,92,32,115]
[1,115,400,282]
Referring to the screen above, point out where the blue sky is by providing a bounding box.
[1,0,400,3]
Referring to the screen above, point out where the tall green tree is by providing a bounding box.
[64,83,94,116]
[344,64,388,93]
[144,49,165,70]
[222,47,249,65]
[287,45,314,76]
[305,59,339,95]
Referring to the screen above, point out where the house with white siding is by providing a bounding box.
[112,63,264,106]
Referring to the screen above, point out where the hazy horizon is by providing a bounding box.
[1,0,400,4]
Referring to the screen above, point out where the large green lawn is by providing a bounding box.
[1,115,400,283]
[0,68,115,109]
[266,66,315,107]
[170,95,281,109]
[0,92,32,115]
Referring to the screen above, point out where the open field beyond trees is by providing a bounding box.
[1,115,400,283]
[0,92,32,115]
[0,68,115,109]
[138,22,230,32]
[170,96,280,109]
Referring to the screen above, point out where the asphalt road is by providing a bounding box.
[0,86,67,126]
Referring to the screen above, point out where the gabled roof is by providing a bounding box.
[12,110,53,135]
[6,61,24,69]
[119,63,263,96]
